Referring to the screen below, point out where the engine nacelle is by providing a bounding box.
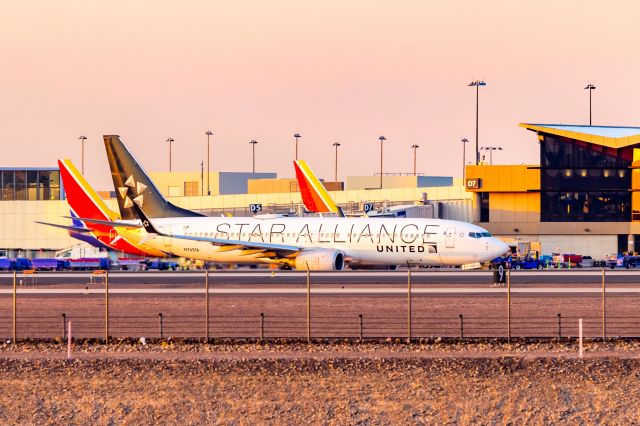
[294,249,345,271]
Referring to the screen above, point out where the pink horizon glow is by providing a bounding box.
[1,0,639,190]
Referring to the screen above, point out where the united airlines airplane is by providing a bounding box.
[74,135,509,271]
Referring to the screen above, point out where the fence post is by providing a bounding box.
[260,313,264,341]
[67,320,72,360]
[406,268,413,343]
[507,267,511,343]
[12,270,16,345]
[578,318,583,358]
[602,267,606,341]
[557,313,562,341]
[159,313,163,339]
[359,314,363,340]
[306,266,311,343]
[105,269,109,344]
[62,313,67,341]
[205,269,210,343]
[459,314,464,340]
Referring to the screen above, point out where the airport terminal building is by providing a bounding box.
[0,167,470,258]
[5,122,640,261]
[465,124,640,258]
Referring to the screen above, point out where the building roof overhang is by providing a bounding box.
[519,123,640,149]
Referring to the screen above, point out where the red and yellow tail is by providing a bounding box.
[58,159,163,257]
[59,159,118,222]
[293,160,339,214]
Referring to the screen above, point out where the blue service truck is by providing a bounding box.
[511,257,545,270]
[0,258,32,271]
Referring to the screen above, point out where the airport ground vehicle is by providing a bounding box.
[67,258,112,271]
[31,258,68,271]
[511,257,544,270]
[0,258,32,271]
[146,260,179,270]
[113,258,179,271]
[490,256,512,269]
[580,255,594,267]
[606,255,640,269]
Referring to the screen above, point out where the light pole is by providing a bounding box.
[294,133,301,161]
[468,80,487,164]
[461,138,469,181]
[584,83,596,126]
[200,161,204,196]
[205,130,213,195]
[480,146,503,165]
[250,139,258,173]
[410,144,419,176]
[332,142,341,181]
[165,138,174,172]
[378,136,387,188]
[78,136,87,174]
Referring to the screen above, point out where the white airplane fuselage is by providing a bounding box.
[131,216,508,268]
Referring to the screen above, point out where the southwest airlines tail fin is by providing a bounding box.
[58,159,119,222]
[103,135,204,220]
[293,160,343,216]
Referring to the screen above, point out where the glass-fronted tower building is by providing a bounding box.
[466,124,640,257]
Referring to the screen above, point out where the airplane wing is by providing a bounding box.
[36,221,92,233]
[168,234,301,255]
[131,202,301,256]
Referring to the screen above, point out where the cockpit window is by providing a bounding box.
[470,231,492,238]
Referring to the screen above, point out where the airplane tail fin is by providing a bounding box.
[103,135,204,220]
[58,159,119,222]
[293,160,340,214]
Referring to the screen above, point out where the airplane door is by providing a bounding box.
[445,227,456,248]
[163,231,172,248]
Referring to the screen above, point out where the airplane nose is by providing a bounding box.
[492,239,510,257]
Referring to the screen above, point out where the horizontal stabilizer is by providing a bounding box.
[63,216,142,229]
[35,221,92,233]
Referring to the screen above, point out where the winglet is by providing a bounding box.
[293,160,339,214]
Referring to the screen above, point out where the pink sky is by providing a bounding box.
[2,0,640,190]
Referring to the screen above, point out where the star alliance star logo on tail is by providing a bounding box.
[119,174,147,209]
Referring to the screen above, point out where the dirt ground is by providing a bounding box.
[0,342,639,424]
[0,356,639,424]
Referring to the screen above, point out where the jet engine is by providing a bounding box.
[294,249,345,271]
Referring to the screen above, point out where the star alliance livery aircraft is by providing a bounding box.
[73,135,509,270]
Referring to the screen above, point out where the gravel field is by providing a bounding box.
[0,341,639,424]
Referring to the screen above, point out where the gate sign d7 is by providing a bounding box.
[465,178,482,189]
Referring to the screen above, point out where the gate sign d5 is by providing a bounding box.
[250,203,263,213]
